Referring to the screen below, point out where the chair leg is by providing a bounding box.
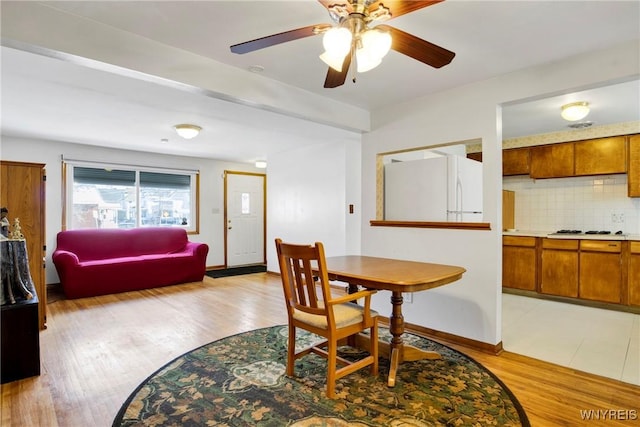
[370,323,379,376]
[287,325,296,376]
[326,339,337,398]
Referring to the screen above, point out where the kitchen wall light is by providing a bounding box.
[174,124,201,139]
[561,102,590,121]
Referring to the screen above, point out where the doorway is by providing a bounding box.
[224,171,266,267]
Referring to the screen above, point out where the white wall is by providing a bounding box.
[0,136,262,283]
[361,40,640,345]
[266,137,362,271]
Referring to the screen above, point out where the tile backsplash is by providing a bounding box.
[503,174,640,234]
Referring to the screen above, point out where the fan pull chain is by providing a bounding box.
[351,48,357,83]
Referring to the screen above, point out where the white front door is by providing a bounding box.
[225,172,265,267]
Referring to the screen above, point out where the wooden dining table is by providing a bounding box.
[322,255,466,387]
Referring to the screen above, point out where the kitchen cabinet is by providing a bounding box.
[540,238,579,297]
[467,152,482,162]
[0,161,47,329]
[629,241,640,306]
[503,147,530,176]
[574,136,627,176]
[502,236,537,290]
[579,240,622,303]
[530,142,574,178]
[502,190,515,230]
[629,134,640,197]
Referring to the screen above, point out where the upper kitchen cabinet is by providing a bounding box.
[629,134,640,197]
[574,136,627,176]
[467,152,483,162]
[502,147,530,176]
[530,142,574,178]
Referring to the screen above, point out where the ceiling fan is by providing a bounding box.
[230,0,455,88]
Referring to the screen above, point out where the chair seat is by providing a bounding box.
[293,303,379,329]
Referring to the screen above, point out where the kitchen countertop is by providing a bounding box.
[503,230,640,241]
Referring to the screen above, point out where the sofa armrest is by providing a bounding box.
[183,241,209,258]
[52,250,80,267]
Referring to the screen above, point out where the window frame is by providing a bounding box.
[62,160,200,234]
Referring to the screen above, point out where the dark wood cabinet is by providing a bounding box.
[0,161,46,329]
[579,240,622,303]
[467,152,482,162]
[629,134,640,197]
[540,238,579,297]
[502,236,537,290]
[502,147,530,176]
[630,242,640,306]
[1,296,40,383]
[530,143,575,178]
[574,136,627,176]
[503,235,639,309]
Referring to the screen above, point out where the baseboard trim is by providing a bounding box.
[503,288,640,314]
[378,317,503,356]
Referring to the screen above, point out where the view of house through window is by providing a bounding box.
[66,163,198,232]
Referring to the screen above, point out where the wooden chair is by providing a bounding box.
[275,238,379,398]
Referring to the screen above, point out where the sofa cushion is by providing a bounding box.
[55,227,188,261]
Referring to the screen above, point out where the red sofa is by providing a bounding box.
[52,228,209,299]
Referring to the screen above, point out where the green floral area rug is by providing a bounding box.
[113,326,529,426]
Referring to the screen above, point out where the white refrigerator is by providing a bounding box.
[384,155,483,222]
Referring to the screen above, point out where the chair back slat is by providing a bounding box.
[276,239,331,317]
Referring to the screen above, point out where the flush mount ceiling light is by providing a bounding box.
[174,124,201,139]
[255,160,267,169]
[561,102,590,121]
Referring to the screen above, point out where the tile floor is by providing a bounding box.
[502,293,639,385]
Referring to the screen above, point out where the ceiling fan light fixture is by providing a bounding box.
[320,50,347,72]
[322,27,352,56]
[355,28,391,73]
[174,124,201,139]
[361,28,392,58]
[356,50,382,73]
[561,102,590,121]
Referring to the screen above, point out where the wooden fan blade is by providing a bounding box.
[369,0,443,19]
[230,24,329,54]
[377,24,455,68]
[324,52,352,88]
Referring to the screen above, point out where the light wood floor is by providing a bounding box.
[2,274,639,426]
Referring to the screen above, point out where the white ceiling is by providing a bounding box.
[1,1,639,163]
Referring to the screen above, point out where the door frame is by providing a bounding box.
[223,170,267,267]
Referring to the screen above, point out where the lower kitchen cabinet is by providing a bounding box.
[630,242,640,306]
[540,238,579,298]
[502,236,537,290]
[504,235,639,310]
[579,240,623,303]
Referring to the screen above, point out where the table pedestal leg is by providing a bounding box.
[346,285,442,387]
[387,291,405,386]
[386,291,441,387]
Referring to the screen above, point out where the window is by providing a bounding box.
[64,162,199,233]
